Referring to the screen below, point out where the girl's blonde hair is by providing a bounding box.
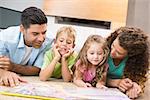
[56,26,76,43]
[78,35,109,68]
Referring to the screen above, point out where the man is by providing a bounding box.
[0,7,53,87]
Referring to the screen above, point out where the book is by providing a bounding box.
[0,83,130,100]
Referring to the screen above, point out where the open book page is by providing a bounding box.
[0,83,130,100]
[62,85,130,100]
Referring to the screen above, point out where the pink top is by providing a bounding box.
[75,60,96,82]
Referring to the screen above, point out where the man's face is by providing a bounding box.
[21,24,47,48]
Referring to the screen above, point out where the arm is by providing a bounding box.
[39,45,61,81]
[39,57,60,81]
[0,56,40,75]
[107,78,133,92]
[61,48,74,82]
[96,71,107,89]
[12,63,40,75]
[61,57,72,82]
[73,67,91,87]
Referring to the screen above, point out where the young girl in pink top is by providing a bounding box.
[73,35,109,88]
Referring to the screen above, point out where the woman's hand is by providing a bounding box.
[126,82,142,99]
[118,78,133,92]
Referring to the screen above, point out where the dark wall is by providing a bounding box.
[0,7,21,29]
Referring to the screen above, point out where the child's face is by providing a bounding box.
[55,33,75,55]
[87,42,104,66]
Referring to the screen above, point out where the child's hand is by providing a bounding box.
[96,83,107,89]
[84,83,92,88]
[53,44,61,61]
[62,48,74,59]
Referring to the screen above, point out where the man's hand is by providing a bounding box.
[118,78,133,92]
[0,55,13,71]
[0,70,27,87]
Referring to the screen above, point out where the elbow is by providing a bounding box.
[39,72,48,81]
[63,78,71,82]
[39,76,47,81]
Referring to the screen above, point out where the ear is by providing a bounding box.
[20,24,25,34]
[54,39,56,44]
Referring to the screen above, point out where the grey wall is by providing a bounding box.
[127,0,150,33]
[0,0,43,11]
[0,7,21,29]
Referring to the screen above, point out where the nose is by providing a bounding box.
[94,54,98,59]
[37,34,45,42]
[62,41,67,46]
[111,48,116,56]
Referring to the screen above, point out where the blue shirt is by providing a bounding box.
[0,26,53,68]
[107,55,128,79]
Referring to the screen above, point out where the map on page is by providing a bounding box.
[0,83,130,100]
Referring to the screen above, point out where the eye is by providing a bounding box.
[32,32,39,36]
[98,52,103,55]
[59,39,64,42]
[67,40,72,44]
[42,31,46,35]
[90,52,94,55]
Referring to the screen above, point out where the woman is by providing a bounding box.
[106,27,149,99]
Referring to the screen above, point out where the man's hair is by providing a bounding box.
[21,7,47,29]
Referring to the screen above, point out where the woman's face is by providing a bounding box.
[110,38,127,59]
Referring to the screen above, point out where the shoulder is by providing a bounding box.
[0,26,21,42]
[45,49,53,56]
[71,51,78,58]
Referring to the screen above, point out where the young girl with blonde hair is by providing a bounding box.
[73,35,109,88]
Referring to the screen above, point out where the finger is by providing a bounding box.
[125,78,133,85]
[118,85,126,92]
[0,61,10,65]
[18,76,28,83]
[0,78,4,85]
[12,76,20,86]
[0,57,10,62]
[101,85,108,89]
[119,83,128,91]
[85,83,92,87]
[0,65,9,68]
[2,77,9,86]
[8,76,15,87]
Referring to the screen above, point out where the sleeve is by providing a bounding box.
[0,32,8,56]
[41,50,53,70]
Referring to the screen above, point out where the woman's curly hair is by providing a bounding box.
[107,27,149,90]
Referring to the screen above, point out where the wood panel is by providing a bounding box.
[43,0,128,30]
